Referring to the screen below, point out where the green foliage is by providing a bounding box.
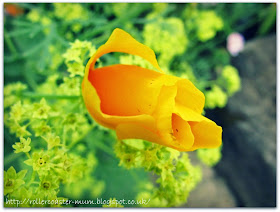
[197,147,222,167]
[143,17,188,70]
[12,137,31,153]
[4,2,275,208]
[218,65,241,96]
[115,140,202,207]
[4,166,27,196]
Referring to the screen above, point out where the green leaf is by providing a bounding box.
[24,159,33,166]
[7,166,16,178]
[17,169,28,180]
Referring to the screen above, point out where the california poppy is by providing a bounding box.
[4,3,24,17]
[82,28,222,151]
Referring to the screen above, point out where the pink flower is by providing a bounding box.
[227,32,245,56]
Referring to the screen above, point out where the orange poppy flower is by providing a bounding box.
[82,28,222,151]
[4,3,24,17]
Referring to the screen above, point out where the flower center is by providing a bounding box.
[6,179,14,187]
[42,181,50,189]
[38,157,46,166]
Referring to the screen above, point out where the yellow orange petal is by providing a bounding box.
[176,79,205,114]
[85,28,163,79]
[171,114,195,151]
[88,64,162,116]
[116,122,161,145]
[174,102,222,150]
[188,121,222,150]
[82,69,155,130]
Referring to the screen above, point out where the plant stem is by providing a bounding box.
[4,29,18,55]
[25,152,31,159]
[94,140,115,157]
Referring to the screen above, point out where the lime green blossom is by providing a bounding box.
[120,54,156,71]
[115,140,202,207]
[9,101,25,122]
[63,49,82,64]
[45,133,61,150]
[205,85,228,109]
[68,63,85,77]
[219,65,241,96]
[142,148,159,170]
[24,151,51,173]
[37,74,59,94]
[4,82,27,96]
[174,153,202,194]
[71,23,82,33]
[57,77,81,95]
[143,17,188,68]
[38,174,59,197]
[119,153,138,169]
[153,3,168,14]
[27,9,40,22]
[32,121,51,137]
[41,16,51,26]
[62,40,96,77]
[91,180,105,198]
[4,96,18,109]
[4,167,27,195]
[55,153,88,184]
[10,124,31,138]
[65,32,74,40]
[196,11,223,42]
[4,82,27,108]
[26,9,52,34]
[32,98,51,119]
[62,113,87,132]
[112,3,129,17]
[12,137,31,153]
[48,46,64,70]
[53,3,89,21]
[197,147,222,167]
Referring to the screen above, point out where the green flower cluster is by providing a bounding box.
[205,85,228,109]
[120,54,156,71]
[196,11,223,42]
[112,3,130,17]
[4,82,27,109]
[26,9,52,35]
[204,65,241,109]
[4,40,104,207]
[184,7,223,42]
[53,3,89,22]
[63,39,96,77]
[143,17,188,70]
[12,137,31,153]
[4,167,27,196]
[115,140,202,207]
[218,65,241,96]
[197,147,222,167]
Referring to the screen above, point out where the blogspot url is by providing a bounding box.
[5,198,151,207]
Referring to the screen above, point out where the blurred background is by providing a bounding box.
[4,3,276,207]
